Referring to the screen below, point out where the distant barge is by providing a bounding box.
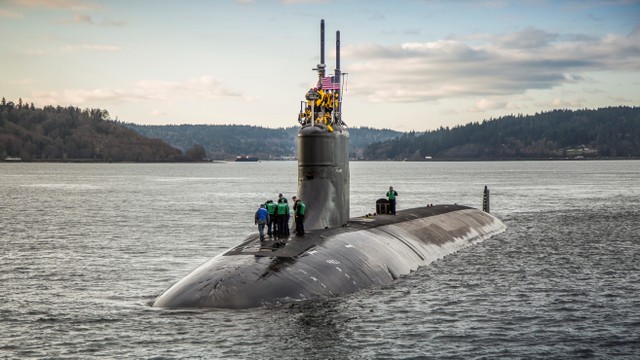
[235,155,259,162]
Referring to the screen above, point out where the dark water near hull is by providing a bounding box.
[1,161,639,359]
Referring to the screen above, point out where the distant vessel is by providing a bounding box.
[152,20,506,309]
[235,155,259,162]
[3,156,22,162]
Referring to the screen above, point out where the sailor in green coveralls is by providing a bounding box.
[292,196,306,236]
[386,186,398,215]
[276,198,289,237]
[264,200,277,237]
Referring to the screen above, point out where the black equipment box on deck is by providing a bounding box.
[376,198,391,215]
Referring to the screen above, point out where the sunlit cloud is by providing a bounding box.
[0,8,23,18]
[468,98,508,112]
[280,0,330,4]
[100,19,126,26]
[14,0,102,11]
[608,95,633,103]
[248,0,330,9]
[533,98,584,109]
[31,76,247,106]
[57,13,126,26]
[8,78,37,85]
[186,76,244,99]
[61,44,121,51]
[17,48,47,57]
[59,13,93,24]
[551,98,583,108]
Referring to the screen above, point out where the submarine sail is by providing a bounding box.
[297,20,349,230]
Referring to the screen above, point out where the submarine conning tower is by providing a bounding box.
[297,19,349,230]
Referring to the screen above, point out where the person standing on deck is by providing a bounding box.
[265,200,277,238]
[291,196,298,229]
[255,204,269,241]
[386,186,398,215]
[276,197,289,237]
[293,197,306,236]
[283,197,291,236]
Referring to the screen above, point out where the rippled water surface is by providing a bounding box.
[1,161,639,359]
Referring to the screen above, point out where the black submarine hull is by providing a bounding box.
[152,204,505,309]
[152,20,506,309]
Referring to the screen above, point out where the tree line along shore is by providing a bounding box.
[1,98,638,162]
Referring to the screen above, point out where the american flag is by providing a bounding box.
[321,76,340,90]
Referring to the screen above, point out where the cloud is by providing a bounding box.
[31,76,246,106]
[186,76,244,99]
[0,8,23,18]
[608,95,633,103]
[496,27,558,49]
[546,98,584,108]
[100,19,126,26]
[16,48,47,57]
[59,13,93,24]
[14,0,102,11]
[61,44,121,51]
[563,73,588,82]
[57,13,127,26]
[364,9,386,21]
[343,27,640,104]
[468,98,508,112]
[11,0,124,26]
[9,78,36,85]
[280,0,329,4]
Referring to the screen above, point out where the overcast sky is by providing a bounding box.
[1,0,639,131]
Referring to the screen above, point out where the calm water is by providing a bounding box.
[1,161,639,359]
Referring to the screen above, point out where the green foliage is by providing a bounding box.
[348,127,404,159]
[364,107,640,160]
[125,124,297,160]
[125,124,403,160]
[8,98,630,162]
[184,144,207,161]
[0,100,182,162]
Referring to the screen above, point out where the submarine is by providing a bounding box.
[152,20,506,309]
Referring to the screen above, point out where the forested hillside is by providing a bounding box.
[3,98,637,162]
[365,107,640,160]
[0,97,401,162]
[125,124,297,160]
[126,124,402,160]
[0,98,202,161]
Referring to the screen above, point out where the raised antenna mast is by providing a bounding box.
[335,30,340,73]
[315,19,326,81]
[320,19,325,67]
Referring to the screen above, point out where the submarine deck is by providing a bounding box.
[225,204,471,259]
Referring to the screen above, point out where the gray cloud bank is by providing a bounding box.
[344,26,640,103]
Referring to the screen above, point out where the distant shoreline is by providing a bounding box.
[4,157,639,163]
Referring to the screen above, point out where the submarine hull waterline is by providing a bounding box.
[152,205,505,309]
